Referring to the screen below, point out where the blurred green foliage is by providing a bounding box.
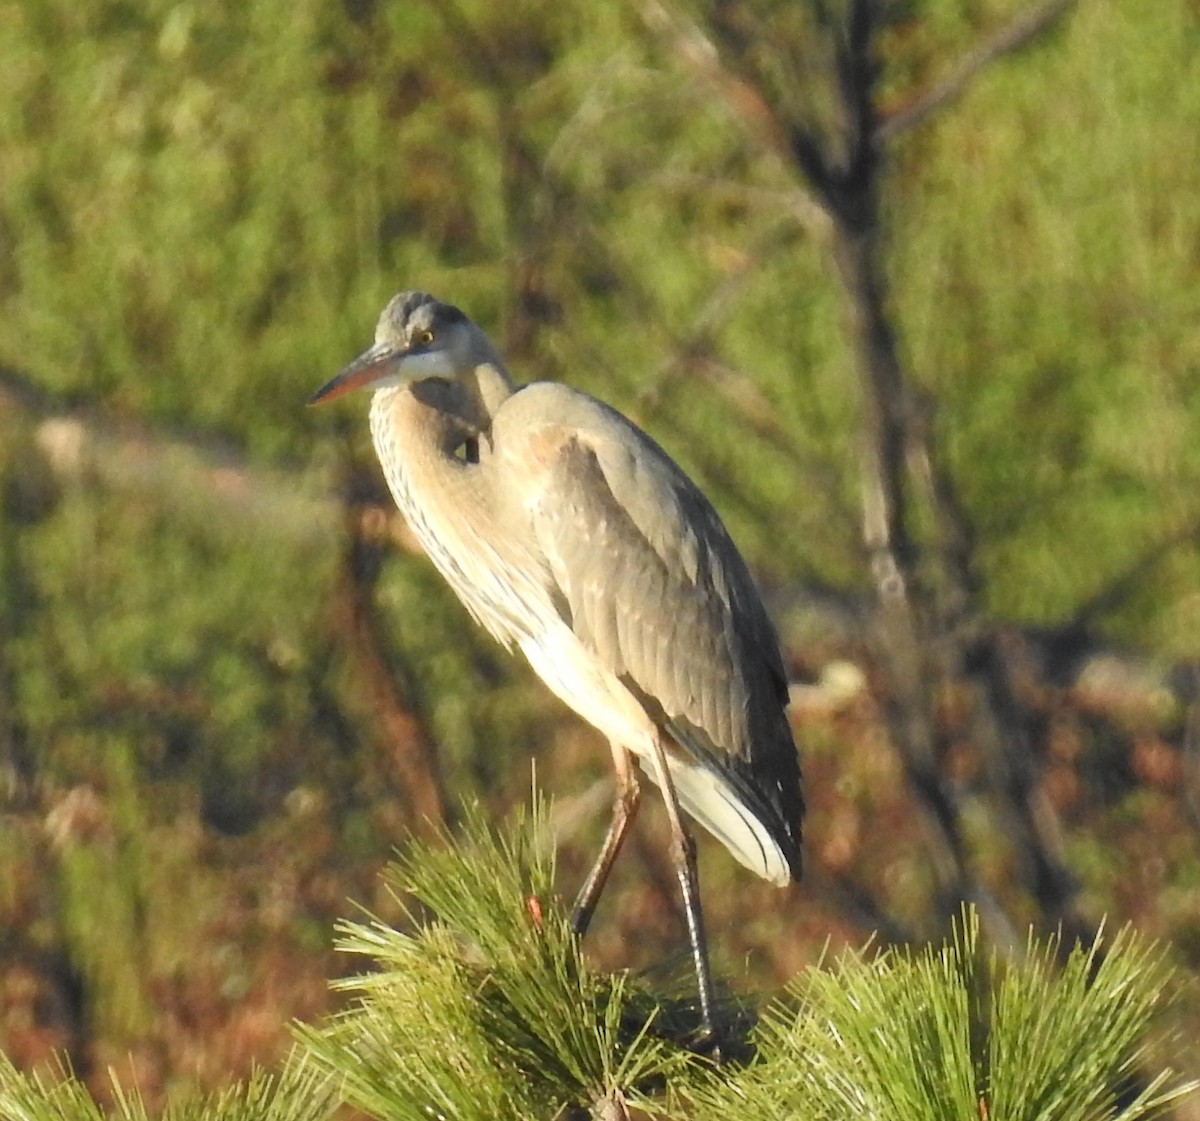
[893,3,1200,642]
[0,0,1198,1101]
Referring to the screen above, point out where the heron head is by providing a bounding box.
[309,291,486,405]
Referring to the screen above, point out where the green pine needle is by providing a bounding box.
[3,811,1194,1121]
[684,910,1196,1121]
[987,922,1185,1121]
[299,799,699,1120]
[0,1050,336,1121]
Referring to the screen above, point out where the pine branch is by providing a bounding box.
[685,911,1197,1121]
[1,812,1194,1120]
[0,1051,336,1121]
[298,801,705,1120]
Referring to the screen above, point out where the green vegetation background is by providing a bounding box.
[0,0,1198,1109]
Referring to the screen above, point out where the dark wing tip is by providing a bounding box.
[667,712,804,876]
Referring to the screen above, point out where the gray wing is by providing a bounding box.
[502,384,803,872]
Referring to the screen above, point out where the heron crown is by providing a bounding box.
[376,291,468,351]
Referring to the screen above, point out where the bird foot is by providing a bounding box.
[685,1026,724,1064]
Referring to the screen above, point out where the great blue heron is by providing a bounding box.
[310,292,803,1039]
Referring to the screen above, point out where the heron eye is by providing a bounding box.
[417,329,435,345]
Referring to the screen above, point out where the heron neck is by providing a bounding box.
[403,360,514,443]
[366,362,533,647]
[367,359,517,534]
[471,360,516,426]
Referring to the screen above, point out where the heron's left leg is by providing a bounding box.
[571,742,641,937]
[644,730,718,1043]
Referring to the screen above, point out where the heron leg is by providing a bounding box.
[644,730,719,1045]
[571,743,641,937]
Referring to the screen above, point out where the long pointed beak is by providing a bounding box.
[308,341,403,406]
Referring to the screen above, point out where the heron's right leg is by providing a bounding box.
[571,742,641,937]
[644,729,718,1045]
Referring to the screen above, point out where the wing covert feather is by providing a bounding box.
[496,384,802,870]
[492,381,801,883]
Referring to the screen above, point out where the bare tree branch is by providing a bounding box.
[332,500,450,836]
[1183,667,1200,830]
[651,169,828,238]
[632,0,838,212]
[631,0,1106,942]
[877,0,1079,144]
[1066,524,1200,635]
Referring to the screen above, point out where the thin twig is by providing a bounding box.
[878,0,1079,143]
[631,0,834,206]
[334,498,450,835]
[1184,669,1200,830]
